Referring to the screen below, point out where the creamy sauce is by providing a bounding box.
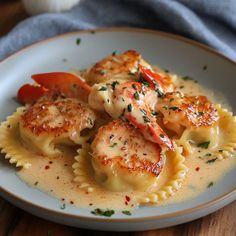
[17,73,236,212]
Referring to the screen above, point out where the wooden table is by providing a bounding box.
[0,1,235,235]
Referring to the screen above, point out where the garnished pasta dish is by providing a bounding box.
[0,50,236,216]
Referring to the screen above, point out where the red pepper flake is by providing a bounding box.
[49,161,53,164]
[125,195,131,202]
[56,176,60,179]
[64,164,68,167]
[125,202,128,205]
[70,201,74,204]
[195,167,200,171]
[61,198,65,201]
[45,165,50,170]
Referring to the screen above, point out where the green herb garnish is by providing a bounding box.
[122,210,132,216]
[197,111,204,116]
[90,30,96,34]
[127,104,132,112]
[218,149,223,153]
[203,65,207,71]
[164,69,169,73]
[207,182,214,188]
[169,106,179,111]
[112,51,117,56]
[134,91,140,100]
[111,81,119,89]
[91,208,115,217]
[182,76,194,81]
[76,38,81,45]
[206,158,217,164]
[205,153,212,157]
[98,86,107,91]
[170,98,174,102]
[140,109,147,115]
[156,89,164,98]
[162,105,168,110]
[47,230,53,236]
[143,115,150,123]
[110,143,118,148]
[34,181,39,186]
[159,134,165,138]
[60,203,66,210]
[197,141,210,149]
[141,80,150,87]
[151,111,158,116]
[99,70,106,75]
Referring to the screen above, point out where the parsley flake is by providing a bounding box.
[197,141,210,149]
[91,208,115,217]
[110,143,118,148]
[127,104,132,112]
[134,91,140,100]
[98,86,107,91]
[206,158,217,164]
[111,81,119,90]
[143,116,150,123]
[207,182,214,188]
[141,80,150,87]
[160,134,165,138]
[122,210,132,216]
[182,76,194,81]
[112,51,117,56]
[76,38,81,45]
[203,65,208,71]
[151,111,158,116]
[60,203,66,210]
[169,106,179,111]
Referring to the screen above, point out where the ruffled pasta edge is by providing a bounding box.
[0,107,32,169]
[138,145,188,204]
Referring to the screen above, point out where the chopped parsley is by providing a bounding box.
[179,85,184,89]
[205,153,212,157]
[110,143,118,148]
[98,86,107,91]
[207,182,214,188]
[218,149,223,153]
[170,98,174,102]
[162,105,168,110]
[76,38,81,45]
[91,208,115,217]
[197,141,210,149]
[151,111,158,116]
[128,71,135,76]
[182,76,194,81]
[122,210,132,216]
[112,51,117,56]
[134,91,140,100]
[143,115,150,123]
[99,70,106,75]
[34,181,39,186]
[156,89,164,98]
[169,106,179,111]
[141,80,150,87]
[203,65,208,71]
[160,134,165,138]
[60,203,66,210]
[127,104,132,112]
[132,84,137,90]
[47,230,53,236]
[111,81,119,89]
[164,69,169,73]
[196,111,204,116]
[90,30,96,34]
[206,158,217,164]
[140,109,147,115]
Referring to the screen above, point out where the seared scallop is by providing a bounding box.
[157,92,219,135]
[85,50,150,85]
[19,98,96,156]
[91,119,163,191]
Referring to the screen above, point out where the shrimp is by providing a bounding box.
[156,92,219,135]
[137,64,175,94]
[19,98,96,156]
[85,50,150,85]
[91,119,163,191]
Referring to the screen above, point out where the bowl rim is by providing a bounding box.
[0,27,236,223]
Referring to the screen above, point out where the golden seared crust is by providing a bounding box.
[21,98,96,136]
[157,92,219,130]
[91,119,163,191]
[86,50,149,85]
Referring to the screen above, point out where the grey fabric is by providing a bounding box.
[1,0,236,61]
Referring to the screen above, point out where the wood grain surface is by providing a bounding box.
[0,1,235,235]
